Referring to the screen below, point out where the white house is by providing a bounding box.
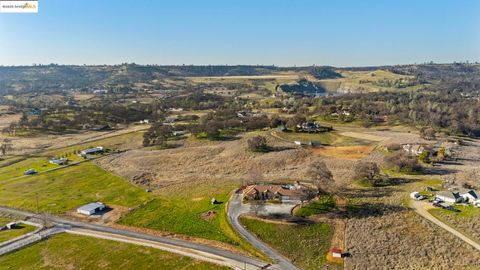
[458,189,479,203]
[435,191,461,204]
[77,202,106,216]
[402,144,425,156]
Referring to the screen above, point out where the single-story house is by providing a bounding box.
[80,146,104,156]
[458,188,479,203]
[76,202,106,216]
[435,191,462,204]
[49,158,68,165]
[402,144,426,156]
[243,184,307,202]
[173,130,187,137]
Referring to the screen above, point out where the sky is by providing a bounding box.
[0,0,479,67]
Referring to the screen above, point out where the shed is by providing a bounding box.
[77,202,106,215]
[6,222,17,230]
[332,248,343,258]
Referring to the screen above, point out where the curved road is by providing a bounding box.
[0,206,269,270]
[228,193,300,270]
[411,200,480,251]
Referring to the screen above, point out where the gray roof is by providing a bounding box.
[77,202,104,212]
[436,191,460,200]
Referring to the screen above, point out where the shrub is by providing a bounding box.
[247,136,270,152]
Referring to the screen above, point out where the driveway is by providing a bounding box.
[0,206,269,270]
[411,200,480,251]
[228,193,301,270]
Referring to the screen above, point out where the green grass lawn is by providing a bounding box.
[295,196,336,217]
[0,222,36,243]
[429,205,479,219]
[0,162,150,213]
[0,233,227,270]
[119,180,265,259]
[240,217,339,270]
[0,157,60,181]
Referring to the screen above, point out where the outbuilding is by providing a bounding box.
[76,202,106,216]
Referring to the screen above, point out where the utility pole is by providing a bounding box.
[35,193,39,214]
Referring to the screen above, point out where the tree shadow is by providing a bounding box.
[269,146,296,152]
[345,203,406,219]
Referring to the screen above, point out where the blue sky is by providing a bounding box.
[0,0,479,66]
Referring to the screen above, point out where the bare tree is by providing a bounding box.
[307,160,334,193]
[354,162,381,186]
[0,139,12,156]
[250,199,266,216]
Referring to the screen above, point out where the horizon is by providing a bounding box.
[0,61,478,69]
[1,0,479,66]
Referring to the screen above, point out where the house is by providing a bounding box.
[76,202,106,216]
[164,117,177,123]
[435,191,462,204]
[80,146,104,156]
[49,158,68,165]
[173,130,187,137]
[243,184,307,202]
[402,144,426,156]
[458,188,479,203]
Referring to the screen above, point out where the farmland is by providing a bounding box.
[0,162,150,214]
[0,233,227,270]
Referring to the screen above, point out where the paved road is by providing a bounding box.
[411,200,480,252]
[0,226,63,256]
[0,206,269,270]
[228,193,300,270]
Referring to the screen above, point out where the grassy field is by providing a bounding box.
[295,195,336,217]
[0,162,150,213]
[0,217,36,243]
[0,233,227,270]
[276,131,371,146]
[240,216,339,270]
[119,180,264,259]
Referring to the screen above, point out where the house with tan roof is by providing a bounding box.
[243,184,308,202]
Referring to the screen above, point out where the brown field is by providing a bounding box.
[312,145,376,160]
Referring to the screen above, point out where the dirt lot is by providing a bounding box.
[0,123,148,156]
[97,133,317,188]
[312,145,375,160]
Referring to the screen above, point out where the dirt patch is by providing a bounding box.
[313,145,375,160]
[200,210,217,221]
[65,205,130,224]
